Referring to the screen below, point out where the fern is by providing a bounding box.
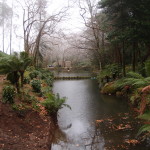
[138,111,150,121]
[137,124,150,136]
[42,93,71,116]
[126,72,144,79]
[114,77,150,90]
[145,59,150,77]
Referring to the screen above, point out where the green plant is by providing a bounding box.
[22,91,37,104]
[29,70,40,79]
[12,103,30,117]
[0,52,31,92]
[137,111,150,139]
[23,77,30,84]
[97,64,121,83]
[145,59,150,77]
[41,86,52,96]
[2,85,16,103]
[32,101,40,111]
[42,93,71,117]
[114,73,150,91]
[31,79,41,92]
[45,78,53,87]
[126,72,144,79]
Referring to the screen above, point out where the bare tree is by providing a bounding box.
[76,0,108,69]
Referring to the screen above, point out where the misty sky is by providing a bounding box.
[0,0,99,53]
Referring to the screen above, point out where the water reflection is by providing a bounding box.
[51,123,104,150]
[52,76,149,150]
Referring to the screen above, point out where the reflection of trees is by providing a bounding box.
[50,123,104,150]
[83,123,104,150]
[50,123,72,150]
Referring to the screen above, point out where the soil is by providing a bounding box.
[0,75,55,150]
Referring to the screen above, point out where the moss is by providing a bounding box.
[101,82,116,94]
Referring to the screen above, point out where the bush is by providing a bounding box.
[42,93,71,117]
[29,70,40,79]
[31,79,41,92]
[7,72,20,84]
[22,91,37,104]
[41,86,52,96]
[45,78,53,87]
[2,85,16,103]
[145,59,150,77]
[126,72,143,79]
[12,103,30,117]
[23,77,30,84]
[97,64,121,83]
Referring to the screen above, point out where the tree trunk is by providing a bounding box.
[132,42,136,72]
[20,71,24,87]
[122,41,126,77]
[14,72,20,93]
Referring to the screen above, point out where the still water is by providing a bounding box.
[52,76,149,150]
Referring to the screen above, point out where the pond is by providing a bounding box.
[52,74,149,150]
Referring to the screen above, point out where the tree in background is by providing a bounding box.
[99,0,150,75]
[0,1,13,53]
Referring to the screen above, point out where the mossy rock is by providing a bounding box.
[101,82,116,94]
[116,91,123,97]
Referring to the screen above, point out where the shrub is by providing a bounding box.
[6,72,20,86]
[126,72,143,79]
[45,78,53,87]
[31,79,41,92]
[12,103,30,117]
[97,64,121,83]
[23,77,30,84]
[29,70,40,79]
[42,93,71,117]
[22,91,37,104]
[137,111,150,139]
[145,59,150,77]
[2,85,16,103]
[41,86,52,96]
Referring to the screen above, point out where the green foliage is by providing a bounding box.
[32,101,40,111]
[126,72,144,79]
[138,111,150,139]
[145,59,150,77]
[97,64,121,82]
[137,124,150,137]
[0,51,31,92]
[2,85,16,104]
[45,78,53,87]
[29,70,40,79]
[114,72,150,91]
[12,103,30,117]
[130,90,141,104]
[23,77,30,84]
[101,83,116,94]
[22,91,37,104]
[37,69,54,86]
[41,86,52,96]
[6,72,20,84]
[138,111,150,121]
[42,93,71,116]
[31,79,41,92]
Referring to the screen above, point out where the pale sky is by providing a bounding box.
[0,0,99,53]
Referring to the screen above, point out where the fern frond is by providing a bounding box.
[126,72,144,79]
[138,111,150,121]
[137,124,150,136]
